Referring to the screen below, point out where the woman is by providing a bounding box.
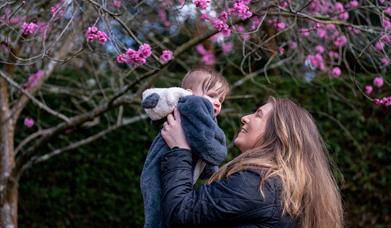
[160,97,343,228]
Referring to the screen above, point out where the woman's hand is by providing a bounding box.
[161,107,191,150]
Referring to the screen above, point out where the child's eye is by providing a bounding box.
[207,92,218,98]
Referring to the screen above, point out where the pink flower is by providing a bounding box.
[381,56,390,66]
[112,0,121,8]
[219,11,229,22]
[139,43,152,58]
[23,70,45,90]
[383,17,391,30]
[276,21,286,31]
[373,96,391,106]
[86,26,109,44]
[317,28,327,38]
[202,53,216,65]
[348,26,361,34]
[289,41,298,49]
[50,0,65,17]
[334,35,347,47]
[278,47,285,55]
[326,24,337,31]
[279,1,289,8]
[196,44,208,55]
[116,43,152,65]
[200,13,209,20]
[386,7,391,16]
[231,1,252,20]
[24,118,35,128]
[160,50,174,63]
[339,12,349,20]
[365,85,373,95]
[300,28,310,37]
[380,32,391,43]
[50,6,64,17]
[375,41,384,50]
[221,42,233,54]
[97,31,108,44]
[373,76,384,88]
[306,54,326,71]
[159,9,170,27]
[22,22,38,35]
[250,16,261,30]
[315,45,325,53]
[347,1,359,8]
[194,0,210,9]
[335,2,345,12]
[328,51,339,59]
[116,53,128,64]
[222,27,232,37]
[330,67,342,78]
[211,19,225,30]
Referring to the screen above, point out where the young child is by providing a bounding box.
[140,66,230,228]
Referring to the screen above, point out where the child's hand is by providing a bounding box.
[161,107,190,150]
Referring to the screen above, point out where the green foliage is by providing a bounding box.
[18,74,390,227]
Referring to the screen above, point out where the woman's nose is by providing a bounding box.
[241,115,249,124]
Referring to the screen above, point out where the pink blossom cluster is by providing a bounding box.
[300,23,349,49]
[373,76,384,88]
[230,0,252,20]
[22,22,38,35]
[112,0,122,8]
[86,26,109,44]
[220,42,233,54]
[381,56,390,66]
[235,25,250,41]
[196,44,215,65]
[23,70,45,91]
[329,67,342,78]
[24,117,35,128]
[0,8,27,25]
[334,2,349,20]
[160,50,174,63]
[51,0,65,17]
[365,85,373,95]
[194,0,253,39]
[365,76,385,95]
[159,9,170,27]
[117,43,152,65]
[374,96,391,106]
[267,19,286,32]
[211,18,231,37]
[305,54,326,71]
[250,16,261,30]
[194,0,210,9]
[308,0,331,15]
[279,0,290,9]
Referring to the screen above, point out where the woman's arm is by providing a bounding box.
[160,148,277,226]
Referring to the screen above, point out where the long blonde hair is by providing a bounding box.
[209,97,343,228]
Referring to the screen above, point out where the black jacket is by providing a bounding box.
[160,148,296,228]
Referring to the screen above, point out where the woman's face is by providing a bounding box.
[234,102,273,152]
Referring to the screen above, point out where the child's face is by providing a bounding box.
[192,82,226,117]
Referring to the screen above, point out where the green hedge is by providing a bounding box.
[19,74,390,227]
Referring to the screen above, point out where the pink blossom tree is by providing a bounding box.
[0,0,389,226]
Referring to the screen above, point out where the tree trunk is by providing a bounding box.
[0,178,18,228]
[1,54,17,227]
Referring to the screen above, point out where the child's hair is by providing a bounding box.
[181,65,230,97]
